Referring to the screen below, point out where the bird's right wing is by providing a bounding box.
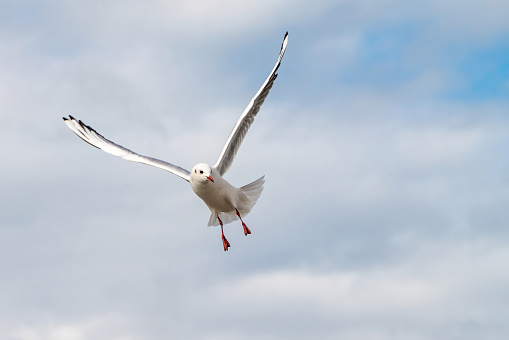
[63,115,191,182]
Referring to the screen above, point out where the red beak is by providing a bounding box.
[207,175,214,183]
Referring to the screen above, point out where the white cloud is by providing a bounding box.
[428,0,509,40]
[211,270,444,313]
[51,0,295,42]
[186,241,509,339]
[10,315,133,340]
[395,127,485,166]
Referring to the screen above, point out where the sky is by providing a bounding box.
[1,0,509,339]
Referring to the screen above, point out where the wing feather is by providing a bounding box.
[63,115,191,182]
[213,32,288,176]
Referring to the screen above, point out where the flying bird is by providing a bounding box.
[63,32,288,251]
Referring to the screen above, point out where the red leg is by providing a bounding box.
[236,209,251,236]
[217,216,230,251]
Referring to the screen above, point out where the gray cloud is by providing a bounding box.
[1,1,509,339]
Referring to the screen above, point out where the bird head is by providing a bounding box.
[190,163,214,183]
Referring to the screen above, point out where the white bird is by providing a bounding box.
[63,32,288,251]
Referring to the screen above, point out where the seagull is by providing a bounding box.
[63,32,288,251]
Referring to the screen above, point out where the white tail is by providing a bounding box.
[207,176,265,226]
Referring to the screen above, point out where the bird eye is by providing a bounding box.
[194,169,196,173]
[200,170,203,174]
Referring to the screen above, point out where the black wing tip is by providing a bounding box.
[62,115,78,122]
[280,32,288,54]
[78,119,98,134]
[63,114,96,133]
[78,119,90,130]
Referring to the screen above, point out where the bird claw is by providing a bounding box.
[242,223,251,236]
[222,235,231,251]
[236,209,251,236]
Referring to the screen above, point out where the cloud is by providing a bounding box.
[428,0,509,40]
[395,127,484,166]
[182,240,509,340]
[9,314,133,340]
[1,1,509,340]
[193,242,507,339]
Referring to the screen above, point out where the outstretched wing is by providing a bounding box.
[213,32,288,176]
[63,115,191,182]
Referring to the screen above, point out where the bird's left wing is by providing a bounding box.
[213,32,288,176]
[63,115,191,182]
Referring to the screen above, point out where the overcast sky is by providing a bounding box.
[1,1,509,339]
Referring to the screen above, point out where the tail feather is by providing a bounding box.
[241,175,265,200]
[207,210,238,227]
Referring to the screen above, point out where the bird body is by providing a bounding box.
[63,32,288,251]
[189,163,265,225]
[190,164,241,216]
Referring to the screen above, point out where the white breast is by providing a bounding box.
[190,173,243,214]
